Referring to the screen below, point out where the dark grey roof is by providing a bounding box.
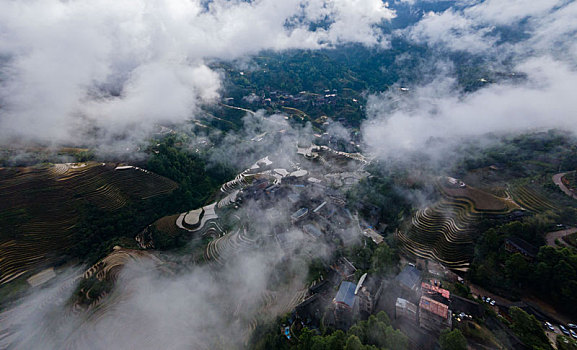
[395,266,422,291]
[335,281,357,308]
[291,207,309,220]
[505,237,538,257]
[309,280,329,294]
[303,224,323,238]
[296,293,320,310]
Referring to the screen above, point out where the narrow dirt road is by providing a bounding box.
[468,283,575,324]
[220,103,256,115]
[546,227,577,247]
[553,172,577,200]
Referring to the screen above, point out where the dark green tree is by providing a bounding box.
[385,326,409,350]
[344,335,364,350]
[505,253,531,284]
[439,329,467,350]
[365,315,388,347]
[326,330,347,350]
[556,335,577,350]
[509,307,552,350]
[376,311,391,326]
[371,244,398,275]
[298,327,315,350]
[347,324,365,342]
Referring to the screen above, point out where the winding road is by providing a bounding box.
[552,172,577,200]
[219,103,256,115]
[546,227,577,247]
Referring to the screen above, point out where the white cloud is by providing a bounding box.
[407,10,497,54]
[0,180,338,349]
[464,0,565,26]
[363,0,577,161]
[362,56,577,159]
[0,0,395,148]
[526,1,577,58]
[85,63,221,128]
[405,0,576,61]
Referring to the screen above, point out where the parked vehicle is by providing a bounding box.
[560,325,570,336]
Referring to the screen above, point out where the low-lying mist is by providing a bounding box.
[362,0,577,164]
[0,0,394,152]
[0,193,335,350]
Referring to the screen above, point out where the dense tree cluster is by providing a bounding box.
[439,329,467,350]
[455,131,577,176]
[347,164,411,231]
[557,335,577,350]
[214,35,502,128]
[470,214,577,315]
[509,307,552,350]
[147,135,234,213]
[67,135,234,264]
[253,312,408,350]
[531,247,577,314]
[67,202,151,264]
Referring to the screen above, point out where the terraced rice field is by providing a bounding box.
[509,185,558,212]
[78,247,165,307]
[439,185,519,214]
[237,286,309,346]
[220,171,250,194]
[0,247,168,350]
[399,177,563,270]
[200,224,310,342]
[146,214,182,243]
[200,224,310,345]
[0,163,177,286]
[204,228,256,266]
[398,181,521,271]
[396,200,479,271]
